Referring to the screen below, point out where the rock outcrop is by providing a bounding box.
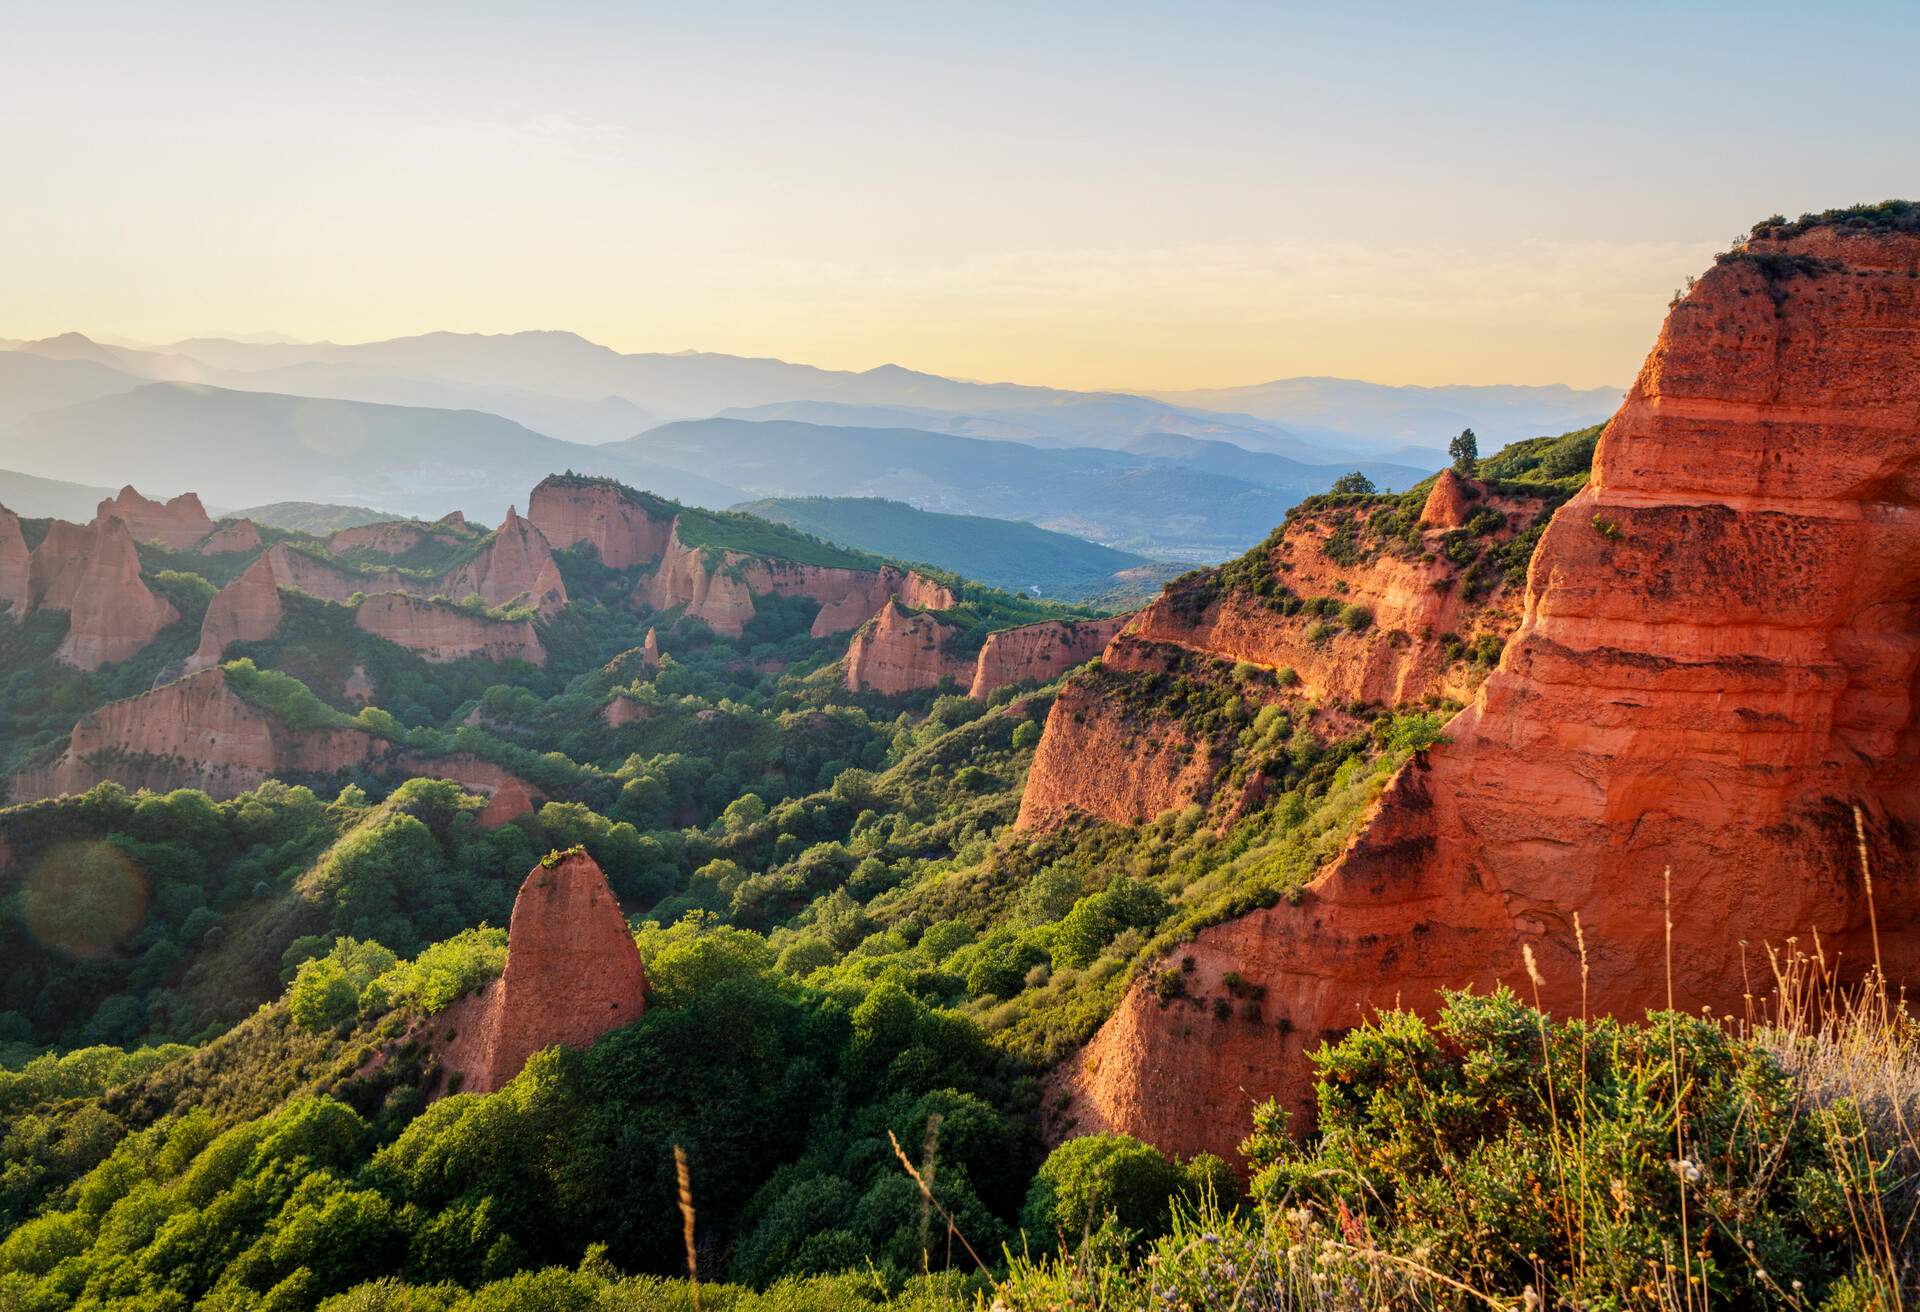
[95,486,214,550]
[326,521,428,557]
[197,518,263,556]
[10,667,386,801]
[355,594,546,666]
[28,519,100,612]
[1055,218,1920,1162]
[0,508,29,620]
[435,850,648,1094]
[1420,468,1474,528]
[844,600,974,693]
[1017,489,1543,829]
[528,476,675,570]
[969,615,1130,699]
[189,555,284,671]
[52,517,180,670]
[476,778,536,829]
[439,507,568,617]
[643,526,759,636]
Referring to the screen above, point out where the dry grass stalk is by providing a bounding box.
[674,1143,701,1312]
[889,1127,990,1272]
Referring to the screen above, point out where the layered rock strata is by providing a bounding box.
[844,600,974,693]
[95,486,214,549]
[1054,220,1920,1161]
[354,594,546,666]
[968,615,1130,699]
[197,518,263,556]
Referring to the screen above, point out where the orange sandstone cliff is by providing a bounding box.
[354,594,547,666]
[528,476,674,570]
[1053,219,1920,1161]
[197,518,263,556]
[48,517,180,670]
[189,555,284,671]
[844,600,975,693]
[0,507,28,619]
[95,486,214,550]
[438,507,568,616]
[435,850,648,1094]
[969,615,1131,699]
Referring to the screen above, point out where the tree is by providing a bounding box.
[1449,427,1479,476]
[1330,470,1376,495]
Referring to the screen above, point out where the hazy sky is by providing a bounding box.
[3,1,1915,390]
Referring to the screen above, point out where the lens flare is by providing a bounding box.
[22,841,149,958]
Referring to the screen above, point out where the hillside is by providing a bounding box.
[0,465,115,520]
[735,495,1188,603]
[0,381,747,518]
[228,500,396,533]
[624,418,1310,560]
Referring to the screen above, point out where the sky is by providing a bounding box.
[3,1,1916,391]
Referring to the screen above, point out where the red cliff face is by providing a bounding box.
[53,517,180,670]
[969,614,1130,699]
[476,778,536,829]
[435,850,648,1094]
[1056,221,1920,1163]
[528,476,675,570]
[190,555,284,671]
[326,521,427,557]
[95,486,214,550]
[10,667,387,802]
[844,600,974,693]
[197,518,263,556]
[1016,490,1541,830]
[439,507,568,617]
[354,594,546,665]
[0,508,28,620]
[1420,468,1473,528]
[642,525,759,636]
[28,519,99,613]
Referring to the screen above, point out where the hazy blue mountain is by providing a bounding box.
[625,418,1315,560]
[0,351,144,429]
[1119,432,1436,493]
[716,394,1309,455]
[1150,376,1623,456]
[735,495,1192,603]
[0,466,116,521]
[12,332,211,382]
[0,382,745,521]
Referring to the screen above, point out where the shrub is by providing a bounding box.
[1021,1133,1196,1247]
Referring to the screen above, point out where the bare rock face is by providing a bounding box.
[476,778,536,830]
[1016,491,1542,830]
[326,521,427,557]
[435,850,648,1094]
[95,486,214,550]
[189,555,284,671]
[10,667,386,801]
[354,594,546,666]
[0,507,29,620]
[1420,468,1474,528]
[1056,221,1920,1162]
[343,665,375,705]
[528,475,674,570]
[440,507,568,616]
[807,567,957,637]
[643,525,758,636]
[844,600,973,693]
[54,517,179,670]
[28,519,100,612]
[258,541,409,603]
[969,615,1130,699]
[197,518,263,556]
[642,626,661,667]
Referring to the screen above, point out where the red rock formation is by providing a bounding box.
[343,665,375,705]
[326,521,427,557]
[1056,220,1920,1162]
[10,667,387,801]
[189,555,285,671]
[440,507,568,616]
[0,507,29,620]
[969,614,1130,699]
[844,600,974,693]
[602,693,654,728]
[476,778,536,829]
[354,594,546,666]
[95,486,213,550]
[54,517,179,670]
[197,518,263,556]
[1420,468,1474,528]
[28,519,99,612]
[642,626,661,667]
[642,524,759,636]
[435,850,648,1093]
[258,541,409,602]
[528,476,675,570]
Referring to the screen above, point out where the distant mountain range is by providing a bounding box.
[0,329,1620,558]
[737,496,1192,605]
